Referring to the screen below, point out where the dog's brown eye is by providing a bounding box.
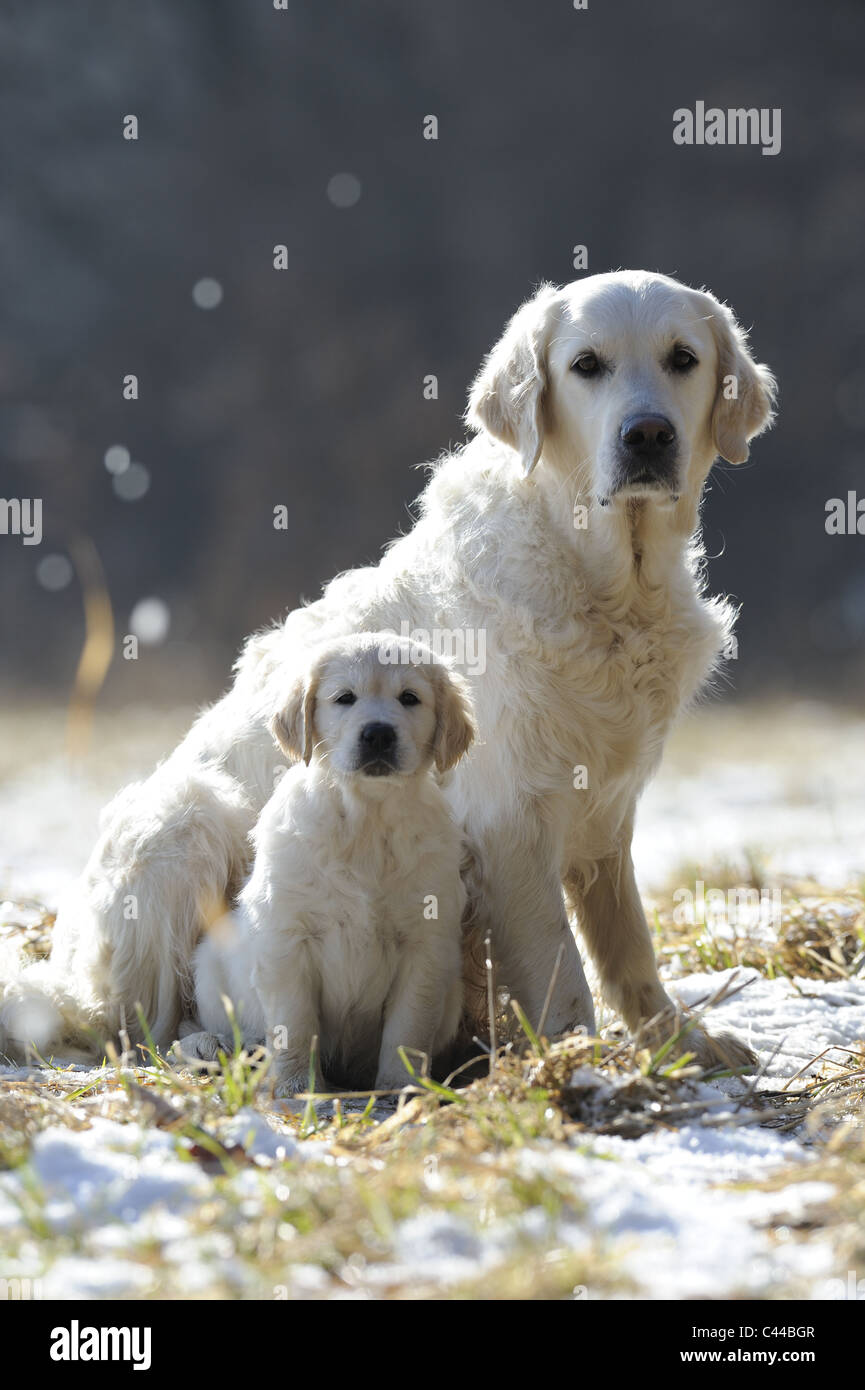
[398,691,420,706]
[571,352,600,376]
[335,691,356,705]
[671,346,697,372]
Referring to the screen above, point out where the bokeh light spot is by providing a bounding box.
[113,462,150,501]
[192,278,223,309]
[129,597,170,645]
[36,554,73,591]
[104,444,130,475]
[326,173,361,208]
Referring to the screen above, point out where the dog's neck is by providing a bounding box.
[314,762,432,820]
[535,447,712,595]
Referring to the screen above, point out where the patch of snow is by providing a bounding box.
[669,968,865,1080]
[633,708,865,890]
[0,1118,211,1235]
[514,1141,837,1299]
[222,1108,302,1162]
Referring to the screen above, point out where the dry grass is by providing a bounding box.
[1,879,864,1299]
[649,865,865,984]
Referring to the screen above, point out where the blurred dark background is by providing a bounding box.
[1,0,863,705]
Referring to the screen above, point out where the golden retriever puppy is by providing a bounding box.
[185,633,475,1095]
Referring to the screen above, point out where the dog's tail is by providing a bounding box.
[0,763,256,1062]
[0,947,109,1064]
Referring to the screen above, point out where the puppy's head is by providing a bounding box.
[466,270,776,507]
[271,632,475,781]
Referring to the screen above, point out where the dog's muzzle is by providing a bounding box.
[357,721,399,776]
[611,412,679,495]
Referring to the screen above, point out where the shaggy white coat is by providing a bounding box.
[0,270,776,1068]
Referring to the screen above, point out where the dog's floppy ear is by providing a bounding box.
[465,283,559,477]
[431,663,476,774]
[270,664,321,765]
[703,292,777,465]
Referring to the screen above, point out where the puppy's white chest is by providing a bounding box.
[326,837,432,945]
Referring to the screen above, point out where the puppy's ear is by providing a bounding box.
[704,293,777,465]
[270,667,320,765]
[465,283,559,477]
[431,664,476,774]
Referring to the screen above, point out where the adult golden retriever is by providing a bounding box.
[1,270,776,1069]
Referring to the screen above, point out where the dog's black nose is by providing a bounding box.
[359,722,396,754]
[620,413,677,455]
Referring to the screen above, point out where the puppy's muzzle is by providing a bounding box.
[613,412,679,494]
[357,721,398,775]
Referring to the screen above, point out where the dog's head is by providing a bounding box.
[466,270,776,508]
[271,632,476,780]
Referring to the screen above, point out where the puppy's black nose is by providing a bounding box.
[620,413,677,455]
[359,722,396,754]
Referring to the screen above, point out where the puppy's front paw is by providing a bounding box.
[374,1043,418,1092]
[374,1067,415,1092]
[171,1031,227,1065]
[272,1060,328,1100]
[273,1072,309,1099]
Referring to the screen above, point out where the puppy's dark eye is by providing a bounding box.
[571,352,600,376]
[670,346,698,372]
[398,690,420,707]
[334,691,356,706]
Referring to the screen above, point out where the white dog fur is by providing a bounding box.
[183,633,474,1094]
[0,270,776,1070]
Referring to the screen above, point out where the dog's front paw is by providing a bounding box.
[686,1024,758,1073]
[634,1006,757,1074]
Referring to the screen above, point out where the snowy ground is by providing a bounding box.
[0,701,863,1300]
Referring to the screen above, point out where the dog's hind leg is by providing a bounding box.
[467,823,596,1040]
[0,756,259,1060]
